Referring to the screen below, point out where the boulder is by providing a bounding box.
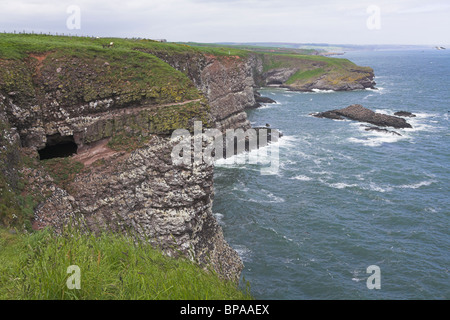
[313,104,412,129]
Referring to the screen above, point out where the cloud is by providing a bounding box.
[0,0,448,45]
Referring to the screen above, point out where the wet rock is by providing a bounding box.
[363,125,402,136]
[394,111,416,117]
[313,104,412,129]
[254,91,276,104]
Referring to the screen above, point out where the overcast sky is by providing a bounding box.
[1,0,449,45]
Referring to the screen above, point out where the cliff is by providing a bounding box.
[135,48,258,131]
[0,34,376,281]
[0,34,242,281]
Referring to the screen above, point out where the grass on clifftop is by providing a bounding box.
[0,227,252,300]
[0,33,248,60]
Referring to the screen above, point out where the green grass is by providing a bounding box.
[0,33,248,60]
[0,227,252,300]
[178,42,317,55]
[0,33,206,110]
[285,68,326,84]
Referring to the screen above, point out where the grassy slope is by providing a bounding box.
[0,34,206,110]
[0,228,251,300]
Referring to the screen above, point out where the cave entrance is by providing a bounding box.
[38,134,78,160]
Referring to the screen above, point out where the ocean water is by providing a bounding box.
[212,49,449,300]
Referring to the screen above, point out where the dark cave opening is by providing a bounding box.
[38,134,78,160]
[266,80,283,86]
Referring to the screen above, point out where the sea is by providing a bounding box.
[212,49,449,300]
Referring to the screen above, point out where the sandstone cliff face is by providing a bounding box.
[32,135,242,280]
[140,50,260,131]
[0,48,244,281]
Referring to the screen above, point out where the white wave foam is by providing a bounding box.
[290,175,313,181]
[319,178,395,192]
[348,127,407,146]
[311,89,336,93]
[320,179,359,189]
[214,135,292,167]
[258,103,276,110]
[330,182,359,189]
[233,245,252,262]
[245,191,285,203]
[278,135,299,148]
[310,170,332,176]
[232,185,249,192]
[397,180,436,189]
[412,112,440,119]
[214,213,225,225]
[366,183,393,193]
[366,86,386,93]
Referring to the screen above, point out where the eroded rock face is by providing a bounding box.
[313,104,412,129]
[34,135,243,281]
[263,68,298,86]
[143,51,257,132]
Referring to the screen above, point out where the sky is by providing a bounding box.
[0,0,449,45]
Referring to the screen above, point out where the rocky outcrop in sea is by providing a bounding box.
[312,104,413,129]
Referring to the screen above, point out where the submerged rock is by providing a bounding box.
[394,111,416,117]
[313,104,412,129]
[363,126,402,136]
